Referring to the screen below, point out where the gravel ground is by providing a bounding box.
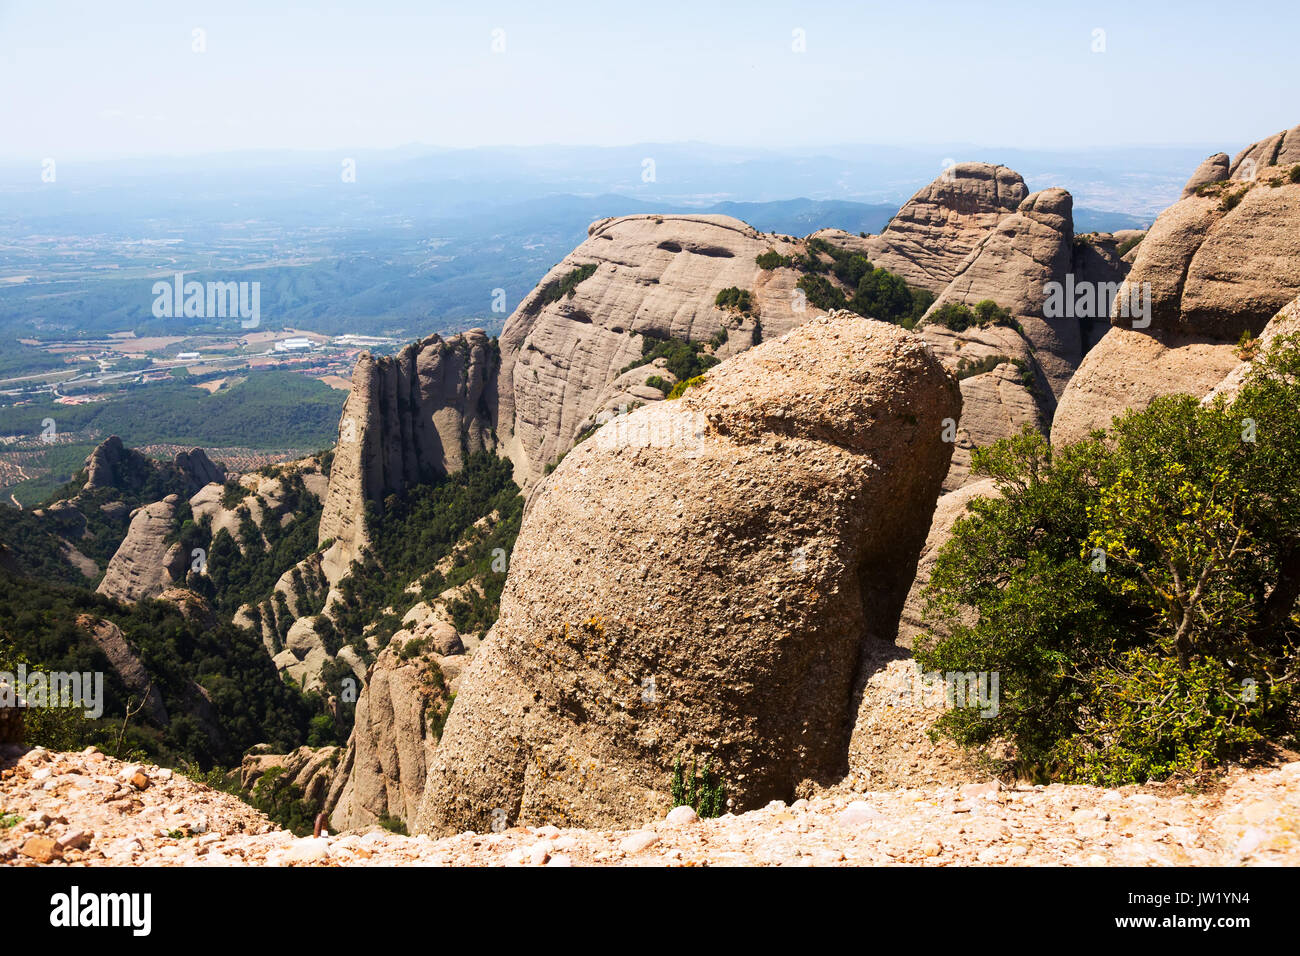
[2,745,1296,866]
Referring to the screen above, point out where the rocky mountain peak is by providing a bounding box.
[317,328,498,584]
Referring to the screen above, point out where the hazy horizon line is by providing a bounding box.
[0,138,1233,167]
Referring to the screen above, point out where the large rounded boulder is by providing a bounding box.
[415,312,960,833]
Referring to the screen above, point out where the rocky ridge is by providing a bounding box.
[317,330,498,587]
[1053,124,1300,446]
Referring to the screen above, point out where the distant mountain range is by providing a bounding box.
[0,142,1170,340]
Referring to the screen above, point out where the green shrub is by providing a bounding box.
[0,639,101,753]
[1009,358,1040,397]
[428,691,454,741]
[917,336,1300,783]
[249,766,318,836]
[955,354,1009,380]
[714,287,755,315]
[928,302,977,332]
[670,754,727,817]
[667,375,706,399]
[796,274,847,312]
[789,240,934,328]
[644,375,672,395]
[1053,651,1264,786]
[755,250,792,270]
[1220,187,1248,212]
[927,299,1017,334]
[220,479,245,509]
[537,263,598,307]
[621,334,719,383]
[1116,232,1145,257]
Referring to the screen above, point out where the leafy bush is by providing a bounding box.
[220,479,245,509]
[917,336,1300,782]
[926,299,1018,334]
[1052,651,1264,785]
[0,575,316,767]
[621,334,719,384]
[249,766,318,836]
[792,240,933,327]
[755,250,792,270]
[0,638,100,752]
[537,263,598,307]
[667,375,706,399]
[1220,187,1249,212]
[796,274,846,312]
[955,354,1010,380]
[714,287,755,315]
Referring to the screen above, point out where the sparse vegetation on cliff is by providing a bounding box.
[331,452,523,662]
[537,263,599,307]
[1117,232,1146,257]
[791,239,935,328]
[955,354,1010,380]
[667,375,707,399]
[714,287,755,315]
[755,250,793,270]
[621,333,720,384]
[927,299,1020,334]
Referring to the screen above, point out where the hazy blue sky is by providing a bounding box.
[2,0,1297,159]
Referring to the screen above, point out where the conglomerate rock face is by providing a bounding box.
[853,162,1030,292]
[416,313,959,834]
[317,329,498,583]
[95,495,188,604]
[1053,124,1300,447]
[494,214,813,489]
[924,188,1079,398]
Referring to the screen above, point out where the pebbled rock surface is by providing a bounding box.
[4,747,1298,867]
[416,313,959,834]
